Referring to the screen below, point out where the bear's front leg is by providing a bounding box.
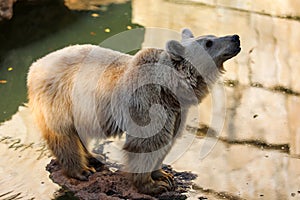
[123,134,175,194]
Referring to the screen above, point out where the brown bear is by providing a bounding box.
[27,28,240,194]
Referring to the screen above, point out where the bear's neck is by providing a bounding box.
[161,51,221,102]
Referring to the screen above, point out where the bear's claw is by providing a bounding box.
[151,169,176,190]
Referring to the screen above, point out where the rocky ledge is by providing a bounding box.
[0,0,54,21]
[46,159,198,200]
[0,0,15,20]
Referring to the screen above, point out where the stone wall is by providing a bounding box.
[132,0,300,156]
[132,1,300,198]
[184,0,300,17]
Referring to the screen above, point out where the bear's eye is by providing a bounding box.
[205,40,213,48]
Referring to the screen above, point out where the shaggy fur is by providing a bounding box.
[27,28,240,194]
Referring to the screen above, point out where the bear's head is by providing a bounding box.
[166,28,241,73]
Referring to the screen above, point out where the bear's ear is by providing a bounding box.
[181,28,194,41]
[166,40,185,61]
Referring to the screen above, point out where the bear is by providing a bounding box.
[27,28,240,195]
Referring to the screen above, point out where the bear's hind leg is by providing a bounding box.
[43,127,95,180]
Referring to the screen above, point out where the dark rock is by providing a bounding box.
[0,0,58,21]
[0,0,15,21]
[46,159,199,200]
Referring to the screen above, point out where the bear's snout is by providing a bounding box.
[231,35,240,47]
[231,35,240,42]
[230,34,241,53]
[219,34,241,61]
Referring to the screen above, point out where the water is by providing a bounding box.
[0,0,142,122]
[1,0,300,199]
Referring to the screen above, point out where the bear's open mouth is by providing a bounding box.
[223,47,241,59]
[219,46,241,71]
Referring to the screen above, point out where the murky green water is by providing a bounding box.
[0,0,143,122]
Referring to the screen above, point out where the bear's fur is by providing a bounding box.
[27,28,240,194]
